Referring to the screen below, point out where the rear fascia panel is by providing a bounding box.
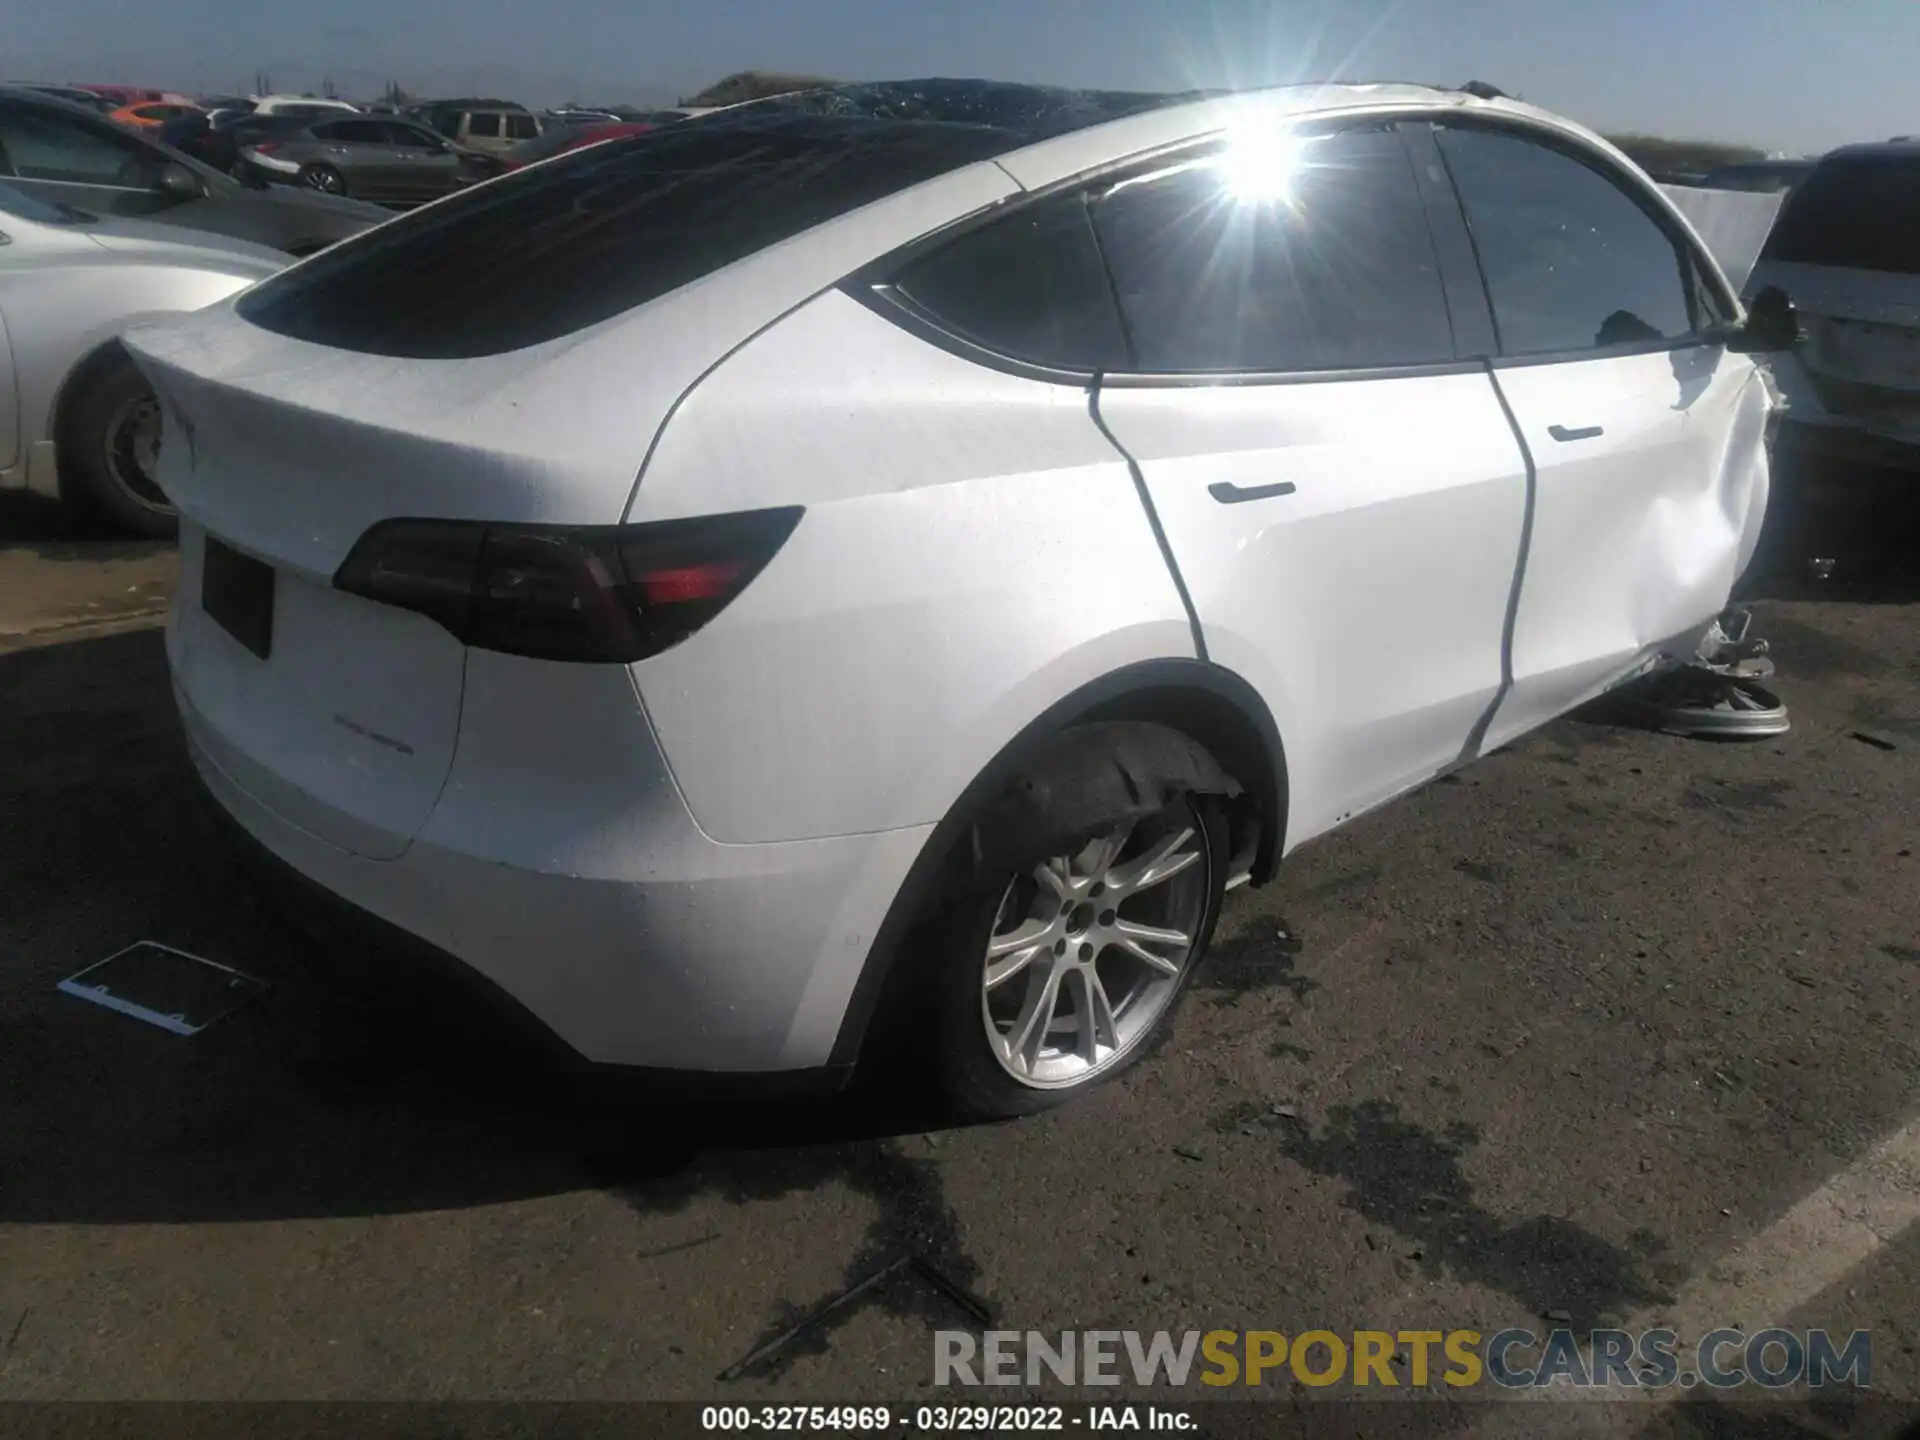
[182,647,930,1069]
[170,520,467,856]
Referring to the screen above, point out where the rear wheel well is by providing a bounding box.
[52,339,143,503]
[830,659,1287,1068]
[1073,683,1285,888]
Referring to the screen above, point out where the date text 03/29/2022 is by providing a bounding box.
[699,1406,1192,1432]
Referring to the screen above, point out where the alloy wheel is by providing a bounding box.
[980,802,1211,1089]
[102,393,171,514]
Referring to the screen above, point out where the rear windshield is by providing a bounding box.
[235,113,1024,357]
[1760,153,1920,274]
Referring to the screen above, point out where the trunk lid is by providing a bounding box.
[127,304,701,859]
[170,520,467,858]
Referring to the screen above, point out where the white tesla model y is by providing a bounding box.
[125,80,1789,1116]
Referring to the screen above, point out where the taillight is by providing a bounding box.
[333,508,802,663]
[253,141,281,154]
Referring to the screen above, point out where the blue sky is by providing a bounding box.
[13,0,1914,154]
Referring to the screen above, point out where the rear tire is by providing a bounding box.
[894,735,1232,1120]
[59,356,178,539]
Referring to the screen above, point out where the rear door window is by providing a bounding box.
[505,113,539,140]
[1435,124,1697,355]
[312,120,384,144]
[383,123,444,148]
[464,113,503,139]
[1761,154,1920,275]
[1089,124,1457,373]
[888,192,1130,370]
[236,115,1023,357]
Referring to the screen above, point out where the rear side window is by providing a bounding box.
[1436,125,1696,355]
[1762,154,1920,274]
[1089,125,1456,373]
[236,116,1021,357]
[890,192,1129,370]
[316,120,387,144]
[506,113,539,140]
[0,106,159,187]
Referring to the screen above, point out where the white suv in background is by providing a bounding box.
[1745,141,1920,475]
[123,80,1789,1117]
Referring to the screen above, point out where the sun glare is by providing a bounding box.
[1211,126,1314,205]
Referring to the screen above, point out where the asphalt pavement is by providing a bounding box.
[1,486,1917,1437]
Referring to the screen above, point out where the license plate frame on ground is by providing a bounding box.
[57,941,271,1036]
[201,536,275,659]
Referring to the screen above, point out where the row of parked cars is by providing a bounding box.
[0,81,713,530]
[13,82,708,207]
[2,74,1915,1114]
[215,104,681,208]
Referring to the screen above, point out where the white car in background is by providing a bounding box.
[248,95,362,118]
[0,181,284,534]
[1745,141,1920,475]
[124,80,1792,1116]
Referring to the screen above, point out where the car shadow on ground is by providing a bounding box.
[1742,457,1920,606]
[0,624,972,1233]
[0,494,174,565]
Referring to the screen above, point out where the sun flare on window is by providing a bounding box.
[1209,126,1317,206]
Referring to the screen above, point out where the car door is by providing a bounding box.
[308,119,394,200]
[1430,122,1770,751]
[1088,122,1531,848]
[0,100,171,217]
[381,122,462,201]
[503,111,540,149]
[460,111,504,154]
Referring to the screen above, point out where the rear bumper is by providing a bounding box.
[176,663,934,1075]
[190,761,855,1096]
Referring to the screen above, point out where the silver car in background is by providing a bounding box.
[0,181,285,535]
